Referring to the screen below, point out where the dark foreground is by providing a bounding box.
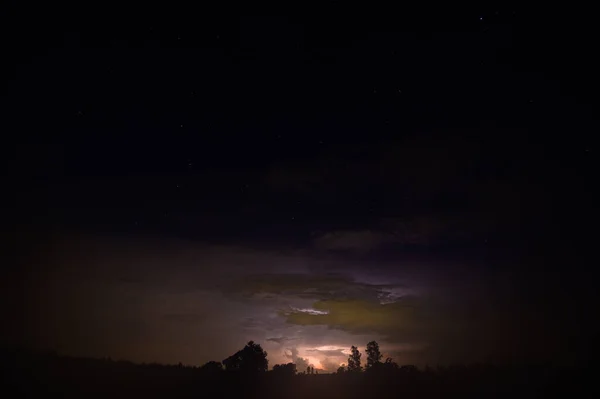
[2,350,592,398]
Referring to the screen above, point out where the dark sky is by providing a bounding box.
[2,5,597,370]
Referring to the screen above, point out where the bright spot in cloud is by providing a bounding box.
[314,345,344,351]
[291,307,329,315]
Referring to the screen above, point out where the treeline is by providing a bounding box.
[206,340,401,375]
[2,344,590,398]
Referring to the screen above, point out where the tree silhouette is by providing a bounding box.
[222,341,268,373]
[336,365,346,374]
[384,357,398,368]
[222,349,242,371]
[272,362,296,377]
[399,364,418,375]
[200,360,223,373]
[347,345,362,372]
[365,341,383,370]
[371,357,399,374]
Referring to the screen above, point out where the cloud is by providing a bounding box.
[284,347,312,370]
[320,358,344,373]
[266,336,295,344]
[377,286,410,304]
[312,217,456,253]
[281,345,354,373]
[290,307,329,315]
[239,316,282,332]
[305,348,347,358]
[34,231,542,367]
[225,272,408,304]
[281,297,428,343]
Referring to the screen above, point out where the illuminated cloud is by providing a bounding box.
[320,358,345,372]
[305,347,347,358]
[289,307,329,315]
[22,232,552,368]
[282,298,426,342]
[284,347,312,370]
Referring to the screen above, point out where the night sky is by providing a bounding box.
[3,5,597,371]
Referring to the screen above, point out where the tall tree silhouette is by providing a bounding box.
[347,345,362,372]
[222,341,268,373]
[365,341,383,370]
